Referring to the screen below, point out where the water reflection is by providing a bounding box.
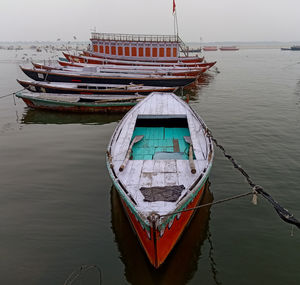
[295,79,300,107]
[110,182,220,285]
[20,108,124,125]
[176,73,216,102]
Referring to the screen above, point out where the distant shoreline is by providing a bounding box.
[0,41,299,50]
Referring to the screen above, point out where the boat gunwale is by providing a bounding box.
[17,79,178,93]
[16,92,142,107]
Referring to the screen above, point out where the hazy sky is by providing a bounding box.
[1,0,300,42]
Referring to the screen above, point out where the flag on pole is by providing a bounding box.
[173,0,176,14]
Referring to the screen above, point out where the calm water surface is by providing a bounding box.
[0,47,299,284]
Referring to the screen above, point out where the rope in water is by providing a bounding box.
[205,128,300,229]
[160,127,300,229]
[63,264,102,285]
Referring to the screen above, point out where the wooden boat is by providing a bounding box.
[17,79,178,95]
[202,46,218,51]
[83,50,204,63]
[20,66,198,87]
[63,53,208,68]
[58,58,216,70]
[106,92,214,268]
[16,91,145,113]
[34,61,205,71]
[219,46,239,51]
[31,62,209,77]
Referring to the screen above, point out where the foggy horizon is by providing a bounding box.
[1,0,300,42]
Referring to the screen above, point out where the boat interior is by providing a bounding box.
[131,115,194,161]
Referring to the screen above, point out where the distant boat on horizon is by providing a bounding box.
[219,46,239,51]
[281,45,300,51]
[202,46,218,51]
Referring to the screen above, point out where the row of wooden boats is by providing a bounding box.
[16,32,216,269]
[17,47,216,112]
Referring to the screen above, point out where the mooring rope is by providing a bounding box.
[63,264,102,285]
[205,128,300,229]
[160,128,300,229]
[0,88,25,100]
[160,191,254,218]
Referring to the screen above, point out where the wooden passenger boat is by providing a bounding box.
[89,32,201,63]
[62,53,209,68]
[106,92,214,268]
[16,91,144,113]
[17,79,178,95]
[82,50,204,63]
[20,66,198,87]
[31,62,208,77]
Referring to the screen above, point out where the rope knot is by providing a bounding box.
[252,185,262,205]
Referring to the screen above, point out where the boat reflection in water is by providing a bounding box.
[178,73,216,102]
[110,181,218,285]
[20,108,124,125]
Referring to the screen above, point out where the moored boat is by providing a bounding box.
[106,92,214,268]
[58,58,216,70]
[202,46,218,51]
[63,52,208,68]
[20,66,198,87]
[89,32,202,63]
[31,62,208,77]
[16,91,145,113]
[17,79,178,95]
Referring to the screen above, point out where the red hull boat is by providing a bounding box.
[63,52,211,68]
[106,93,214,267]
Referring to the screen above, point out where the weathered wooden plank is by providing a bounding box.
[142,160,154,173]
[163,159,177,173]
[153,160,165,173]
[173,139,180,152]
[139,172,153,188]
[122,160,144,187]
[164,172,178,186]
[176,160,207,189]
[151,172,166,187]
